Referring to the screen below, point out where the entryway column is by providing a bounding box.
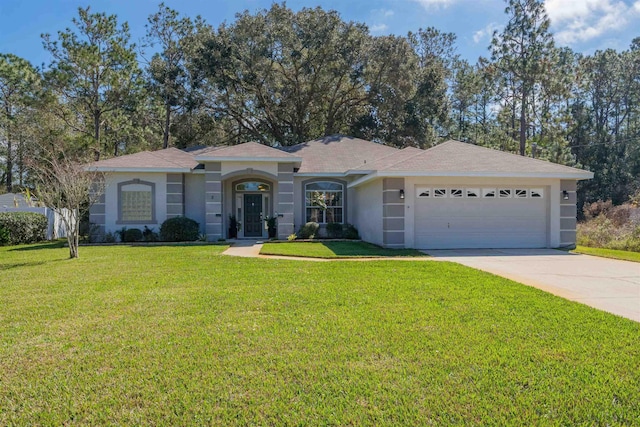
[205,162,223,241]
[277,163,295,239]
[382,178,405,248]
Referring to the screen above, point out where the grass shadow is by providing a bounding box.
[0,261,51,271]
[9,241,67,252]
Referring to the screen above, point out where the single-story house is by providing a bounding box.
[89,135,593,249]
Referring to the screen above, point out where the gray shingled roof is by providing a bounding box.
[352,147,424,171]
[285,135,399,173]
[196,141,300,160]
[91,147,198,170]
[377,140,592,177]
[87,137,592,179]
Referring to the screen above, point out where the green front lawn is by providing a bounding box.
[1,243,639,425]
[260,241,427,258]
[573,245,640,263]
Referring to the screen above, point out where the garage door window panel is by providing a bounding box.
[434,188,447,198]
[416,188,431,198]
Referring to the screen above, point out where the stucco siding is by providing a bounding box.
[353,179,383,246]
[185,174,206,233]
[103,172,167,235]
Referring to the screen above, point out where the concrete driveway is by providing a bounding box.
[425,249,640,322]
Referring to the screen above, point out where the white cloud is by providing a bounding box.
[545,0,640,44]
[412,0,458,9]
[473,22,502,44]
[370,23,389,33]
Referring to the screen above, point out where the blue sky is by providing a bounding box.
[1,0,639,68]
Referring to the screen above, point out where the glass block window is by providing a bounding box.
[499,189,512,198]
[482,188,496,198]
[119,181,154,223]
[416,188,431,198]
[466,188,479,198]
[514,189,527,198]
[434,188,447,198]
[450,188,463,198]
[305,181,343,224]
[530,188,544,198]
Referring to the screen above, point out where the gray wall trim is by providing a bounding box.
[383,231,405,246]
[205,162,221,172]
[205,170,223,240]
[166,173,184,219]
[560,230,577,246]
[116,179,157,225]
[382,177,406,246]
[221,169,278,181]
[560,180,577,191]
[167,173,183,183]
[278,163,294,173]
[382,178,404,190]
[561,205,577,218]
[560,218,577,231]
[90,203,105,215]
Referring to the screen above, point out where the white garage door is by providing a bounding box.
[414,186,548,249]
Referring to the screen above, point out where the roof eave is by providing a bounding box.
[87,166,192,173]
[348,170,593,188]
[194,155,302,163]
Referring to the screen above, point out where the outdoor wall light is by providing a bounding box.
[399,189,405,199]
[562,190,569,200]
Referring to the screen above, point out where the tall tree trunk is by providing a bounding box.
[163,101,171,149]
[5,113,12,192]
[519,87,527,156]
[94,112,101,161]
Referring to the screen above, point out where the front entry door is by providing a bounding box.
[243,194,263,237]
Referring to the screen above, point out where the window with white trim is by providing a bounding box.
[530,188,544,198]
[305,181,343,224]
[482,188,496,198]
[514,189,527,198]
[499,188,512,198]
[451,188,463,198]
[434,188,447,198]
[416,188,431,198]
[119,181,155,223]
[466,188,479,198]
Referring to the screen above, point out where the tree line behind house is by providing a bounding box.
[0,0,638,215]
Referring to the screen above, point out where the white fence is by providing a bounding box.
[0,206,74,240]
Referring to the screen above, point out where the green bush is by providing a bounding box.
[160,216,200,242]
[0,225,9,245]
[326,222,344,238]
[344,223,359,240]
[298,222,319,239]
[142,226,159,242]
[122,228,143,243]
[0,212,48,245]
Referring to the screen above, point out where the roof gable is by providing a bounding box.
[378,140,591,177]
[195,141,300,161]
[91,147,198,171]
[285,135,399,174]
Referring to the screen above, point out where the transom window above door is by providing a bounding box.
[305,181,343,224]
[236,181,270,192]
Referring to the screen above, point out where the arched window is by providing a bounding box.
[118,179,155,223]
[235,181,270,192]
[305,181,343,224]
